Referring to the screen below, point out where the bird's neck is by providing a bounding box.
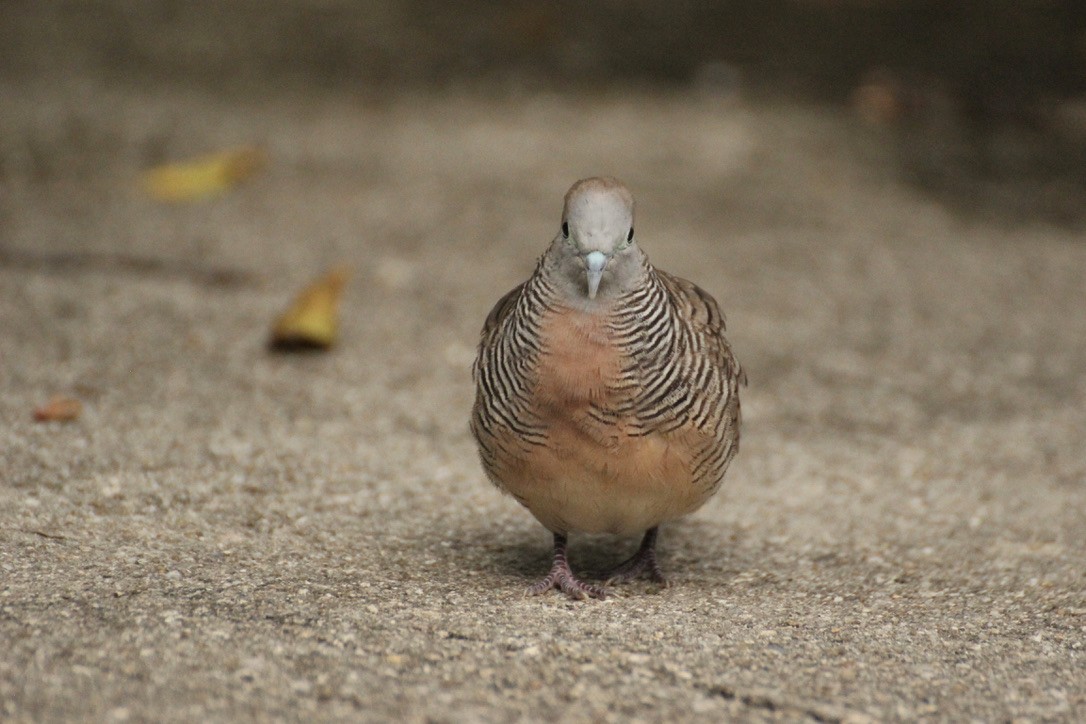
[537,250,652,311]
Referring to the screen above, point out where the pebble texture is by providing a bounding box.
[1,79,1085,722]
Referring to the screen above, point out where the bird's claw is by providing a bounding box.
[528,565,608,601]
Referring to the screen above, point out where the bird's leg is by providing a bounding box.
[528,533,608,600]
[599,527,669,585]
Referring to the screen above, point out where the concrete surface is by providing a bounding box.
[1,77,1085,722]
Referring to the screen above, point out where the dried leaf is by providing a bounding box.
[142,146,266,202]
[269,266,350,352]
[33,395,83,422]
[851,70,905,126]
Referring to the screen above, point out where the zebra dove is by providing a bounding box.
[471,177,744,600]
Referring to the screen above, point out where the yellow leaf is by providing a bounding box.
[142,146,266,202]
[269,266,350,351]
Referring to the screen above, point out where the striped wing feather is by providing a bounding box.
[655,270,746,388]
[472,281,525,386]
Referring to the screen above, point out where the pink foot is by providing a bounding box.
[598,527,669,586]
[528,533,607,600]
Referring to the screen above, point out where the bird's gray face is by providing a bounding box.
[553,179,638,300]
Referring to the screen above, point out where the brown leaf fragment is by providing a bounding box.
[33,395,83,422]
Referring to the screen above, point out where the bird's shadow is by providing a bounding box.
[471,518,740,585]
[499,535,631,580]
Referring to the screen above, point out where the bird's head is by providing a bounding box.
[546,177,643,301]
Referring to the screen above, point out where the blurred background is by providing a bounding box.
[4,0,1086,221]
[4,5,1086,721]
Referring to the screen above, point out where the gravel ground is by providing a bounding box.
[1,76,1085,722]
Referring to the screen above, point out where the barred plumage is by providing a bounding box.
[470,177,744,599]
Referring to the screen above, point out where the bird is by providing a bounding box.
[470,177,744,600]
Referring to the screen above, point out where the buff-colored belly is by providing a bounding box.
[504,424,714,535]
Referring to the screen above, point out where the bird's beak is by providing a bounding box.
[585,251,608,300]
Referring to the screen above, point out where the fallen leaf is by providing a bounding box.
[33,395,83,422]
[851,69,904,126]
[142,146,266,202]
[269,266,350,352]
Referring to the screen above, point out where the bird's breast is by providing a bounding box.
[534,305,623,431]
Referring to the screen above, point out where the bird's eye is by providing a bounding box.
[562,221,569,238]
[626,227,634,242]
